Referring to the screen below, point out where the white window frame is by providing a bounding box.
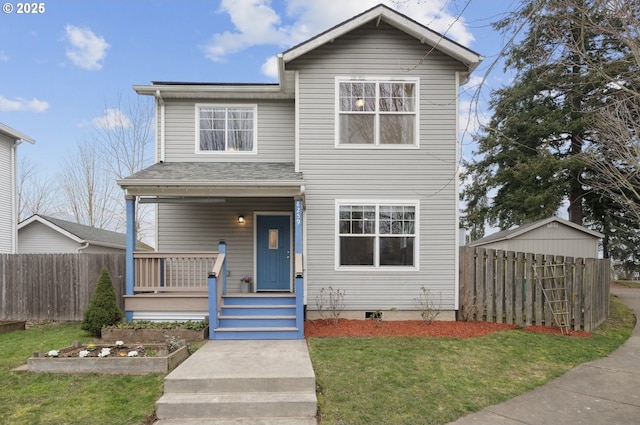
[195,104,258,154]
[335,200,420,271]
[335,77,420,149]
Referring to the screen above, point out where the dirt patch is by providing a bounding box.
[304,319,591,338]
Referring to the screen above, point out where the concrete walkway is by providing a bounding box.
[448,285,640,425]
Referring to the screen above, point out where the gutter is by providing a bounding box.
[155,90,165,163]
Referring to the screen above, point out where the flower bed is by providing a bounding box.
[27,340,189,375]
[0,320,26,335]
[101,327,207,343]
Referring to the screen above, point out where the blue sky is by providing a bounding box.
[1,0,519,179]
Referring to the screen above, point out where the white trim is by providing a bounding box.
[253,211,294,292]
[294,71,300,172]
[10,143,16,253]
[0,123,35,145]
[334,77,420,149]
[194,103,258,155]
[281,5,483,76]
[334,199,420,271]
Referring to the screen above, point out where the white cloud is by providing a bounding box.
[0,95,49,112]
[204,0,474,73]
[64,25,110,70]
[0,51,8,62]
[92,108,131,130]
[261,56,279,79]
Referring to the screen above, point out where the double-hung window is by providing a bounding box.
[197,105,257,153]
[337,78,418,146]
[337,201,418,268]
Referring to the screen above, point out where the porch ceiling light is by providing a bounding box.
[238,215,245,224]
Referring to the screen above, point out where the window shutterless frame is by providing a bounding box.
[195,104,258,154]
[335,200,419,271]
[335,77,420,148]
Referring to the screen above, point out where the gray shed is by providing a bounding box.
[468,216,603,258]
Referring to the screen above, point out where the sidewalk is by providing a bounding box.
[447,285,640,425]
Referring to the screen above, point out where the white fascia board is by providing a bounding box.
[18,215,84,244]
[133,84,292,99]
[282,6,483,73]
[0,123,35,144]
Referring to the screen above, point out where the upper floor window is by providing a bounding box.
[336,79,418,147]
[197,105,257,153]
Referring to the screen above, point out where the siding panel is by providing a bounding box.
[0,137,14,253]
[287,21,466,312]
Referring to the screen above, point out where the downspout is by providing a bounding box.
[454,71,461,314]
[10,141,17,253]
[77,242,90,253]
[156,90,165,163]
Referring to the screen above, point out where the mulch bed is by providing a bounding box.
[304,319,591,338]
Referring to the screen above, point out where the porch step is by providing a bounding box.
[154,340,317,425]
[214,327,299,340]
[212,294,300,340]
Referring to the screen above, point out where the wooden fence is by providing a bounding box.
[459,246,610,332]
[0,254,125,321]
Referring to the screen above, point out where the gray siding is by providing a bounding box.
[0,136,14,253]
[157,197,294,292]
[475,225,600,258]
[18,222,81,253]
[288,21,467,311]
[158,100,295,163]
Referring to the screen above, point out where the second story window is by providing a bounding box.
[337,79,418,147]
[197,105,256,153]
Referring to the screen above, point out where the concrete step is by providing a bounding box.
[155,391,317,419]
[164,375,316,394]
[155,417,317,425]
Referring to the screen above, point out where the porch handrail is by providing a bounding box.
[133,250,218,292]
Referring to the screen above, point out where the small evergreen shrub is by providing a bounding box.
[82,267,123,337]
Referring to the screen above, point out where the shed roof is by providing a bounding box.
[468,216,604,247]
[18,214,150,250]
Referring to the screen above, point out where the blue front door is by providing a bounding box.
[256,215,291,291]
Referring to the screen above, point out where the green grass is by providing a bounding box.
[308,297,635,425]
[0,297,634,425]
[0,323,163,425]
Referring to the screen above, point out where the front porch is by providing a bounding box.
[118,162,306,340]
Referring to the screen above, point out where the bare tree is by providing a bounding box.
[17,156,59,221]
[58,141,121,230]
[92,93,155,243]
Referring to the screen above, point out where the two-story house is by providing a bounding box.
[0,123,35,254]
[118,4,482,339]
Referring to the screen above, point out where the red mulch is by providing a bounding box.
[304,319,591,338]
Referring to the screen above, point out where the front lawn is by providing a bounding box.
[308,296,634,425]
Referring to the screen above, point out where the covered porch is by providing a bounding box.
[117,162,306,340]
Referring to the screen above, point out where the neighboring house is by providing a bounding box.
[118,4,483,339]
[468,216,604,259]
[18,214,150,253]
[0,123,35,254]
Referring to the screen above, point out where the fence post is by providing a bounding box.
[124,195,136,322]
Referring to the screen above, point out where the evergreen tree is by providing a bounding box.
[82,267,123,337]
[461,0,638,257]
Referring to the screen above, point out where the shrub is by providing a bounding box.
[82,267,123,337]
[315,286,345,325]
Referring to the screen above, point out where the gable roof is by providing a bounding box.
[281,4,483,76]
[0,122,36,145]
[469,216,604,246]
[18,214,150,250]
